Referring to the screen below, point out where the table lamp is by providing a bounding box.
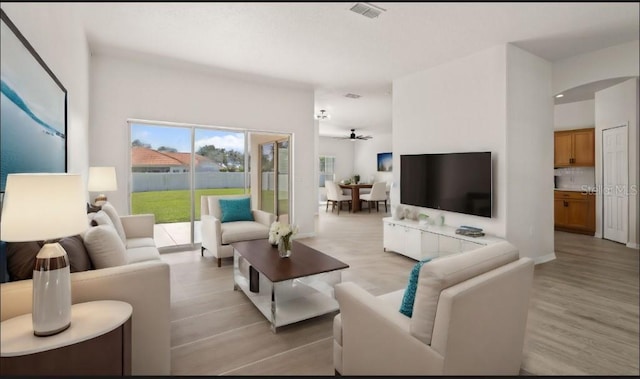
[87,166,117,206]
[0,173,88,336]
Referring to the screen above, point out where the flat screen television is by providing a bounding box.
[400,152,492,218]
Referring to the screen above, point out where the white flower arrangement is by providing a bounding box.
[269,221,298,247]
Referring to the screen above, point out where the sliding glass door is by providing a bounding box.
[260,142,275,215]
[259,137,290,223]
[193,127,246,245]
[130,124,193,248]
[277,139,290,224]
[129,122,246,250]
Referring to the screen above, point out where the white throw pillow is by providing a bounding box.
[90,210,114,228]
[83,224,127,269]
[100,202,127,244]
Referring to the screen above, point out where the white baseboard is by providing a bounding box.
[534,252,556,265]
[592,233,637,249]
[296,232,316,239]
[626,242,640,249]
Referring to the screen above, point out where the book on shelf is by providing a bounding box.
[455,228,485,237]
[459,225,483,232]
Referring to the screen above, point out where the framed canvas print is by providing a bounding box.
[377,152,392,172]
[1,9,67,192]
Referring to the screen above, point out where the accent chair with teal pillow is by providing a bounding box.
[399,257,433,317]
[201,195,277,267]
[219,197,254,223]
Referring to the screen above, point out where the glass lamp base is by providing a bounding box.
[32,243,71,337]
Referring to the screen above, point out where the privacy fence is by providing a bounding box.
[132,172,246,192]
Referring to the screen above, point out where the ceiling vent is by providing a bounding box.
[349,3,386,19]
[345,93,361,99]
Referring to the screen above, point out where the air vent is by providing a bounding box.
[349,3,386,19]
[345,93,361,99]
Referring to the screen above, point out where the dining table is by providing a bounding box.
[339,183,373,213]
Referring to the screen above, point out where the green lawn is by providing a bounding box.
[131,188,245,223]
[260,191,289,215]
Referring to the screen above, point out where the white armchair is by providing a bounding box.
[333,241,534,375]
[200,195,276,267]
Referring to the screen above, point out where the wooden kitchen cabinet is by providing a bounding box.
[554,128,595,167]
[554,190,595,235]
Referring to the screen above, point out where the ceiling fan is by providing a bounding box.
[341,129,372,141]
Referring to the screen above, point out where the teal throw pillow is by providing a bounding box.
[219,197,254,223]
[399,258,433,318]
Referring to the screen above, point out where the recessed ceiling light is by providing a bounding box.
[555,94,564,98]
[349,2,386,19]
[345,93,361,99]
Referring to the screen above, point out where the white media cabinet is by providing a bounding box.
[383,217,504,261]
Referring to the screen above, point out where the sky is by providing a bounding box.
[131,123,245,153]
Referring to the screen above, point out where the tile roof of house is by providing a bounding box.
[131,147,214,167]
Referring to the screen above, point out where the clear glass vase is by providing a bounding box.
[277,237,292,258]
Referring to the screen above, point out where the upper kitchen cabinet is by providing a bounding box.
[554,128,595,167]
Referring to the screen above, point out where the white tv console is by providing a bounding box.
[383,217,504,261]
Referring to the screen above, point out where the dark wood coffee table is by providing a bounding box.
[231,239,349,332]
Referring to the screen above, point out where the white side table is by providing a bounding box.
[1,300,132,375]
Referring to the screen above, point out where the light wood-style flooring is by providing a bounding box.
[161,207,639,375]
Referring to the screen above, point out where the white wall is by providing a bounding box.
[554,100,595,130]
[595,78,639,248]
[1,3,90,193]
[353,132,393,185]
[393,44,554,262]
[553,40,639,95]
[90,53,317,236]
[393,45,508,238]
[505,44,555,264]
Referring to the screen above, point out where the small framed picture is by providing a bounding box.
[377,152,392,172]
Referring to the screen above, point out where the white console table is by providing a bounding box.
[383,217,504,261]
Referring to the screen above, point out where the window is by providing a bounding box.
[319,156,335,187]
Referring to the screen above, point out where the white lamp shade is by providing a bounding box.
[0,173,88,242]
[87,166,117,192]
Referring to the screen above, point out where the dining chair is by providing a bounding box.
[326,180,352,215]
[359,182,388,213]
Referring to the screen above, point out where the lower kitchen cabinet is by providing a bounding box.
[554,190,596,235]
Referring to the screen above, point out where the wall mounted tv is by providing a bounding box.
[400,152,492,218]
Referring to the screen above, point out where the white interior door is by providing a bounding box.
[602,126,628,244]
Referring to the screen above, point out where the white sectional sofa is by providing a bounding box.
[333,241,534,375]
[0,203,170,375]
